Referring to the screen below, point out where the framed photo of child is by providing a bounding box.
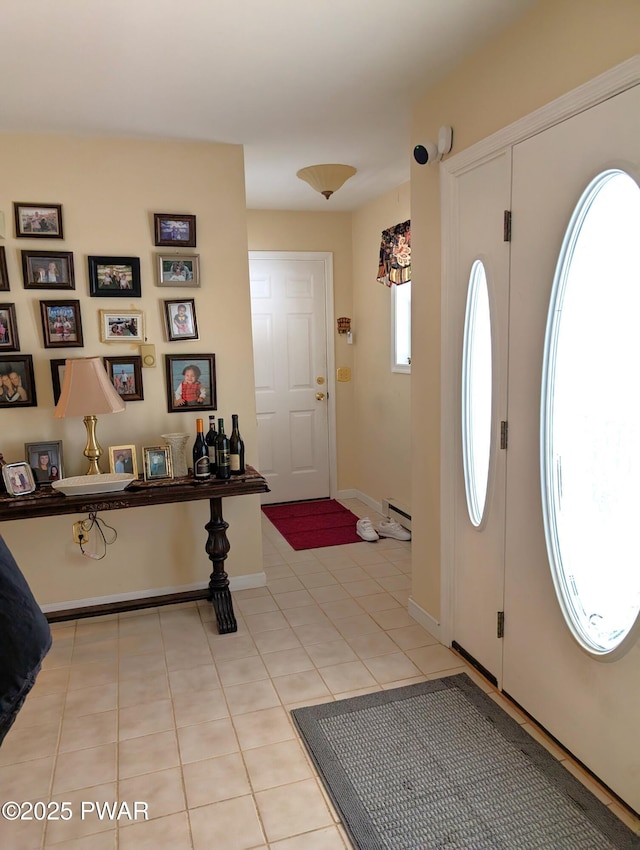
[164,354,216,413]
[142,446,173,481]
[40,300,83,348]
[104,356,144,402]
[163,298,198,342]
[0,304,20,352]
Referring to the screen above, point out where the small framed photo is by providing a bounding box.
[40,300,83,348]
[157,254,200,288]
[108,444,138,477]
[88,256,142,297]
[0,247,9,291]
[0,304,20,352]
[164,298,198,342]
[104,356,144,401]
[50,358,67,405]
[143,445,173,481]
[14,203,63,239]
[99,309,144,343]
[2,462,37,496]
[165,354,216,413]
[25,440,64,486]
[0,355,37,407]
[22,251,75,290]
[154,213,196,248]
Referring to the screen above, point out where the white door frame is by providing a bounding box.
[440,56,640,649]
[248,250,338,500]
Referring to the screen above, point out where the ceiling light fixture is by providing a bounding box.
[296,164,357,200]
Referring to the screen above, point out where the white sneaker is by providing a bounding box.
[378,519,411,541]
[356,517,379,542]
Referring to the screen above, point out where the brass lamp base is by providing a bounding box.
[83,415,103,475]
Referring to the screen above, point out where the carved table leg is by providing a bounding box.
[204,496,237,634]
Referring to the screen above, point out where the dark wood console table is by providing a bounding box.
[0,466,269,634]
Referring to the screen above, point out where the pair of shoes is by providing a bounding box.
[377,519,411,541]
[356,517,379,542]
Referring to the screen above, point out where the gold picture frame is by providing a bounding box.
[107,444,138,477]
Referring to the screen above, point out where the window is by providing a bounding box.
[391,281,411,373]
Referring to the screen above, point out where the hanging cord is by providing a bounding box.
[79,512,118,561]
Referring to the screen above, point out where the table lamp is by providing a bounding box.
[53,357,125,475]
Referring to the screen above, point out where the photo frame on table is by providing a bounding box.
[0,355,37,407]
[22,250,75,290]
[2,462,36,496]
[25,440,64,486]
[50,358,67,405]
[40,300,83,348]
[108,444,138,477]
[104,355,144,401]
[0,304,20,352]
[14,203,64,239]
[88,256,142,297]
[164,298,198,342]
[99,309,144,343]
[165,354,216,413]
[156,253,200,287]
[0,247,9,291]
[153,213,196,248]
[143,445,173,481]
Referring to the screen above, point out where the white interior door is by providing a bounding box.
[249,253,333,504]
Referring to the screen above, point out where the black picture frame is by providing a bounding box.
[40,300,84,348]
[0,247,9,291]
[164,298,199,342]
[88,256,142,297]
[104,355,144,402]
[165,354,216,413]
[21,250,75,290]
[0,304,20,352]
[154,213,196,248]
[25,440,64,487]
[14,202,64,239]
[50,358,67,405]
[0,354,37,407]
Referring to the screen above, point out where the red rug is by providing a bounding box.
[262,499,362,550]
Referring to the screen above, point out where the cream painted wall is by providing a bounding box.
[410,0,640,619]
[0,134,263,607]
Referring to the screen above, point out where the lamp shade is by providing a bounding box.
[53,357,125,418]
[296,164,357,200]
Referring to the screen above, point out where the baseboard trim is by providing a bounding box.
[408,596,441,643]
[337,488,384,517]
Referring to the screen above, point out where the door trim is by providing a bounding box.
[248,251,337,500]
[440,56,640,650]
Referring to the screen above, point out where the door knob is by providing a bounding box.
[315,392,325,401]
[316,377,325,385]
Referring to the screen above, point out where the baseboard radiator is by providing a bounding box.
[381,498,412,531]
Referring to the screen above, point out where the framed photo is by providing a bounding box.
[0,304,20,352]
[165,354,216,413]
[2,462,36,496]
[104,356,144,401]
[99,309,144,343]
[108,444,138,477]
[22,251,75,290]
[14,203,63,239]
[157,253,200,288]
[143,445,173,481]
[164,298,198,342]
[50,358,67,405]
[40,300,83,348]
[154,213,196,248]
[0,247,9,291]
[0,355,37,407]
[25,440,64,487]
[88,256,141,297]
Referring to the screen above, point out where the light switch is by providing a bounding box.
[140,344,156,367]
[337,367,351,382]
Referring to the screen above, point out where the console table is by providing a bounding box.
[0,466,269,634]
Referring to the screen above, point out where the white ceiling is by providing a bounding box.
[1,0,535,211]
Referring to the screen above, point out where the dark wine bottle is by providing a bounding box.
[192,417,210,481]
[216,418,231,479]
[229,414,245,475]
[205,415,218,476]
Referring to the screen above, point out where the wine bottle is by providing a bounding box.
[229,414,245,475]
[192,418,210,481]
[205,415,218,476]
[216,418,231,479]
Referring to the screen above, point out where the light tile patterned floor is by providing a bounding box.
[1,499,638,849]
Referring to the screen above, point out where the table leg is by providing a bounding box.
[204,496,237,634]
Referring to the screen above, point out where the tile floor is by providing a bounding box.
[1,499,638,849]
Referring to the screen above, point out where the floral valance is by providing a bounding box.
[377,219,411,286]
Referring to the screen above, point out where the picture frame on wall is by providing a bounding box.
[25,440,64,486]
[108,444,138,477]
[0,247,9,292]
[0,354,37,407]
[104,355,144,401]
[14,202,64,239]
[2,462,37,496]
[40,300,83,348]
[99,309,144,343]
[22,250,75,290]
[143,445,173,481]
[165,353,216,413]
[0,304,20,352]
[88,256,142,297]
[153,213,196,248]
[163,298,198,341]
[50,358,67,405]
[156,253,200,287]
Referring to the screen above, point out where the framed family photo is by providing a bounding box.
[108,444,138,477]
[165,354,216,413]
[14,203,63,239]
[22,250,75,290]
[143,445,173,481]
[156,254,200,287]
[0,247,9,291]
[154,213,196,248]
[0,355,37,407]
[104,355,144,401]
[25,440,64,486]
[40,300,83,348]
[164,298,198,342]
[2,462,36,496]
[0,304,20,352]
[88,256,142,297]
[99,309,144,343]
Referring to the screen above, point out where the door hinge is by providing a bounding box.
[497,611,505,639]
[500,420,508,450]
[503,210,512,242]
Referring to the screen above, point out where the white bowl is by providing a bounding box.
[51,473,135,496]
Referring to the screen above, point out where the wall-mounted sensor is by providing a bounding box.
[413,126,453,165]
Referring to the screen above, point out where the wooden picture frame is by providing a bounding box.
[143,445,173,481]
[0,355,37,407]
[2,462,37,496]
[40,300,83,348]
[0,304,20,352]
[0,247,9,291]
[165,354,216,413]
[156,253,200,287]
[25,440,64,486]
[88,256,142,297]
[164,298,198,342]
[22,250,75,290]
[154,213,196,248]
[108,444,138,477]
[99,309,144,343]
[14,202,64,239]
[104,355,144,401]
[50,358,67,405]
